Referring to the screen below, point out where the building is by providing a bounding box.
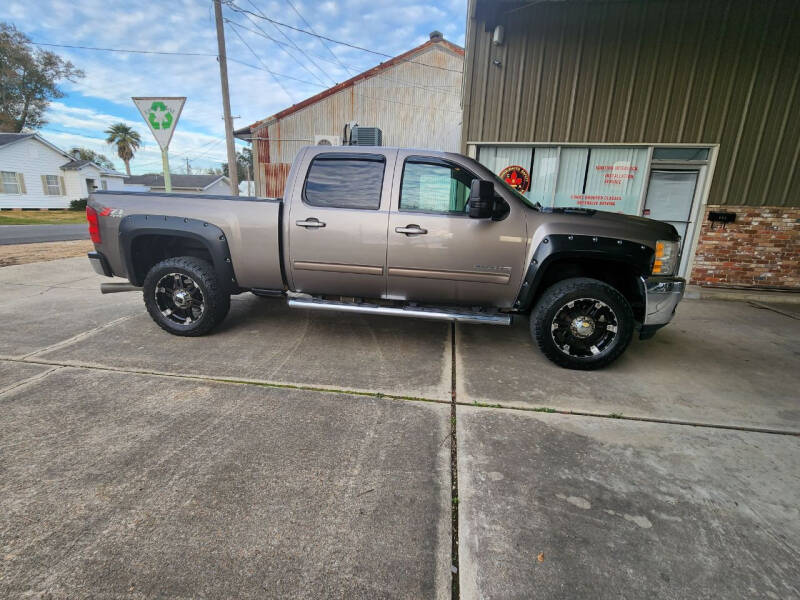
[0,133,126,209]
[122,174,234,195]
[461,0,799,290]
[236,31,464,197]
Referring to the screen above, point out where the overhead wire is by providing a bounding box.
[243,0,337,86]
[222,1,464,74]
[283,0,356,76]
[30,41,217,57]
[226,19,460,98]
[229,26,297,103]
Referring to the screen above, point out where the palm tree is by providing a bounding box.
[104,123,142,176]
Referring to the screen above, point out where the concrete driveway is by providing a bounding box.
[1,258,798,599]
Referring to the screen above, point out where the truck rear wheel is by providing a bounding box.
[530,277,633,370]
[143,256,230,337]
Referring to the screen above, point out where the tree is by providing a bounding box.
[221,147,253,183]
[0,22,84,132]
[69,147,115,170]
[104,123,142,176]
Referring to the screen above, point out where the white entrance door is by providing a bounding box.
[643,169,699,276]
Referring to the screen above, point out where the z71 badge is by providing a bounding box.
[99,207,124,218]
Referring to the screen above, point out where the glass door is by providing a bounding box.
[643,169,699,275]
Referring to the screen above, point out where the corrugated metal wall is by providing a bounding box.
[253,44,463,196]
[462,0,800,207]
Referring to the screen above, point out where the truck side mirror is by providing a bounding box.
[469,179,494,219]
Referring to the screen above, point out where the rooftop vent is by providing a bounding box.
[429,30,443,41]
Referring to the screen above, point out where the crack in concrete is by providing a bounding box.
[450,322,460,600]
[0,355,797,437]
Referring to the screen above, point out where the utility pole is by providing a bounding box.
[213,0,239,196]
[185,157,191,174]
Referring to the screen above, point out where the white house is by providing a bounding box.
[0,133,126,209]
[122,174,233,195]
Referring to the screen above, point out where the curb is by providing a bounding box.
[684,285,800,305]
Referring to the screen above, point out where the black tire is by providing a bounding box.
[530,277,634,370]
[143,256,230,337]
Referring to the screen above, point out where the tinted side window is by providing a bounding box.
[400,160,474,214]
[303,155,386,210]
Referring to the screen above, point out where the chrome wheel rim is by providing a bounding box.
[550,297,618,358]
[154,272,205,325]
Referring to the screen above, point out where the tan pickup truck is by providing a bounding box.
[87,146,684,370]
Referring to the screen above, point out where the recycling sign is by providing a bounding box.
[132,97,186,150]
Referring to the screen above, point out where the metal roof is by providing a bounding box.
[123,174,228,189]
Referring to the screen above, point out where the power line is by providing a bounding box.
[230,9,329,88]
[229,26,296,103]
[242,0,336,87]
[222,1,463,74]
[227,19,459,98]
[284,0,356,76]
[31,41,218,57]
[224,20,367,72]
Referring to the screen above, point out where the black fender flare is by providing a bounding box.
[514,234,655,311]
[118,214,238,290]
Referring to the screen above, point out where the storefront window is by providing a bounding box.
[478,145,648,214]
[580,148,648,213]
[529,147,558,206]
[553,148,589,208]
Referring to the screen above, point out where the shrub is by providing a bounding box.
[70,198,88,211]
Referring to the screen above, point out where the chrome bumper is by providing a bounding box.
[642,276,685,326]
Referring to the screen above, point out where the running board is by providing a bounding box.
[287,297,511,325]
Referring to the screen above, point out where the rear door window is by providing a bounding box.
[303,154,386,210]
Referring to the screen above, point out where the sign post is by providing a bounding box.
[132,97,186,193]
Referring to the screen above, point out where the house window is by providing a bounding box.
[44,175,61,196]
[101,180,108,190]
[1,171,21,194]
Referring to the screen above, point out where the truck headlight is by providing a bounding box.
[652,240,680,275]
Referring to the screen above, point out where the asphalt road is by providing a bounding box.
[0,224,89,245]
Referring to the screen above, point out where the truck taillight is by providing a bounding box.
[86,206,101,243]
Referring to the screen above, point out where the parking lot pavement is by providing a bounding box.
[3,257,800,599]
[0,359,53,390]
[0,367,451,599]
[39,297,452,401]
[0,259,140,357]
[456,300,800,432]
[457,406,800,600]
[2,258,451,399]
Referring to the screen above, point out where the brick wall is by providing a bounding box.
[690,206,800,289]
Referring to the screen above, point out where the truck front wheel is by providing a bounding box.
[530,277,634,370]
[143,256,230,337]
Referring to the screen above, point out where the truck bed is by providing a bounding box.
[89,190,284,290]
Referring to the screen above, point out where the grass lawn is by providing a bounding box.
[0,210,87,225]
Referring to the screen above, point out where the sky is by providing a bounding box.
[1,0,466,174]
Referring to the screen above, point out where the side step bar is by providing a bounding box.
[287,297,511,325]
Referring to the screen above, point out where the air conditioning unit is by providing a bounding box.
[314,134,341,146]
[349,126,382,146]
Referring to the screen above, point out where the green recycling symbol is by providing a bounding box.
[148,101,173,130]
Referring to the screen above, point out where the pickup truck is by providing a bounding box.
[86,146,684,370]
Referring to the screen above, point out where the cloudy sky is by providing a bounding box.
[1,0,466,174]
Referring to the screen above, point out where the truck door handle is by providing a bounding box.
[296,218,326,228]
[395,225,428,235]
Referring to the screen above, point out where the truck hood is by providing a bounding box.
[540,207,680,247]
